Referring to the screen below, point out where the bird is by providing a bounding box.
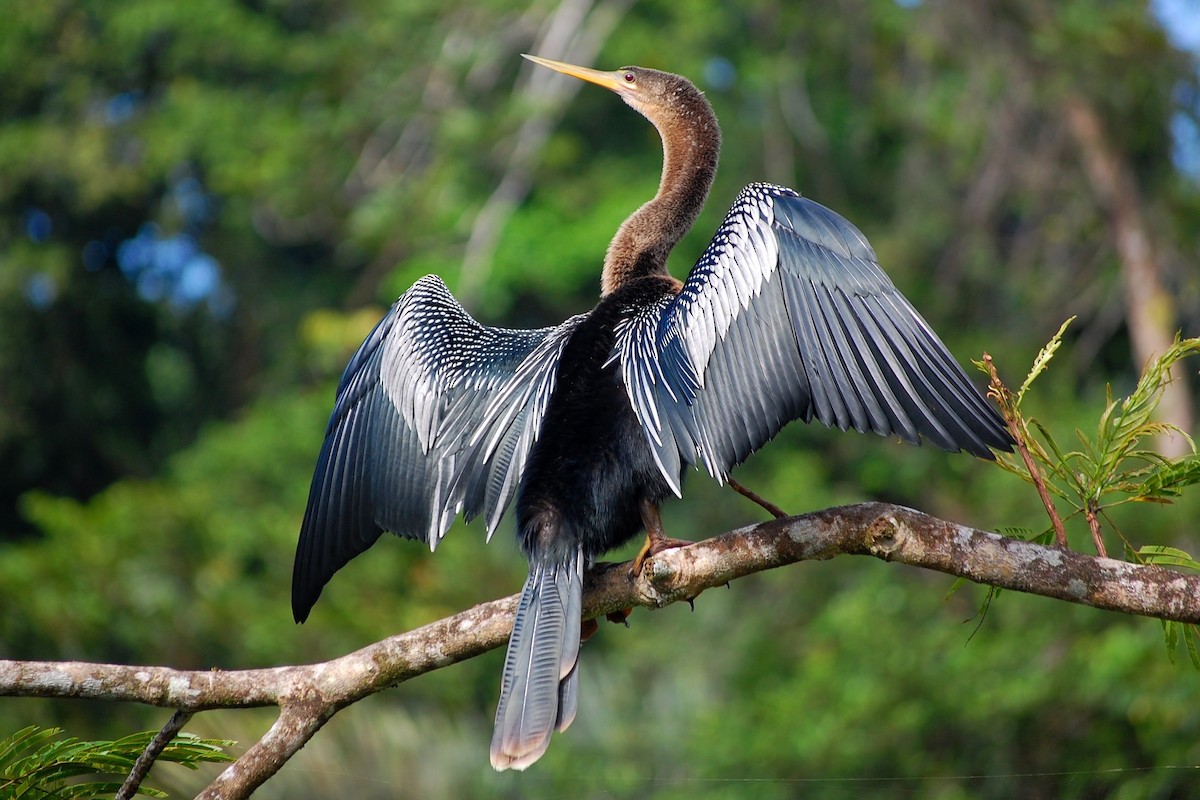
[291,54,1012,771]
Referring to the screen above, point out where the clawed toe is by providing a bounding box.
[629,535,691,578]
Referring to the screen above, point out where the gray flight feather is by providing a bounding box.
[614,183,1011,492]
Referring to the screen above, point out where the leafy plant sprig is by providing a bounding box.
[979,321,1200,554]
[0,725,233,799]
[977,321,1200,666]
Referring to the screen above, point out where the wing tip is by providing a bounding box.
[291,540,319,624]
[290,584,318,624]
[924,418,1013,460]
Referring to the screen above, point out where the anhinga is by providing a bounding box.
[292,55,1011,771]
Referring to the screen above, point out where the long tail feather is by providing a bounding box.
[490,548,583,771]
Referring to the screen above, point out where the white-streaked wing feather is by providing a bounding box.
[617,183,1011,488]
[292,275,583,621]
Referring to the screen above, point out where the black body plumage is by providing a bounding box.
[293,58,1012,772]
[518,278,682,562]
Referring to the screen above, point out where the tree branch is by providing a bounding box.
[3,502,1198,798]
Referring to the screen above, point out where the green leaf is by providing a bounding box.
[1028,419,1080,495]
[1160,621,1200,671]
[1017,316,1074,403]
[1187,625,1200,670]
[1128,457,1200,501]
[0,727,58,774]
[1163,619,1179,665]
[1137,545,1200,572]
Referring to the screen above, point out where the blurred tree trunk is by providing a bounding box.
[1063,93,1194,457]
[943,0,1195,457]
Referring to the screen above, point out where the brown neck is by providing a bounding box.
[601,94,721,295]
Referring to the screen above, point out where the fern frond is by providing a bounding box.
[0,725,233,800]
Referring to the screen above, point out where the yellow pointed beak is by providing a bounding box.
[522,54,626,93]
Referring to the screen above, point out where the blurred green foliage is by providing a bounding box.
[2,0,1199,797]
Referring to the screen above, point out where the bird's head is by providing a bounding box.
[522,55,705,127]
[522,54,721,293]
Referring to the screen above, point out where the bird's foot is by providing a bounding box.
[631,499,692,577]
[629,534,692,578]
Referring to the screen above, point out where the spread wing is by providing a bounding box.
[615,183,1012,495]
[292,275,584,620]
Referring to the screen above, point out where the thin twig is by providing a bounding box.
[1085,500,1108,557]
[983,353,1068,546]
[115,709,193,800]
[726,476,788,519]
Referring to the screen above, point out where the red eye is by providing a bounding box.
[623,72,635,83]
